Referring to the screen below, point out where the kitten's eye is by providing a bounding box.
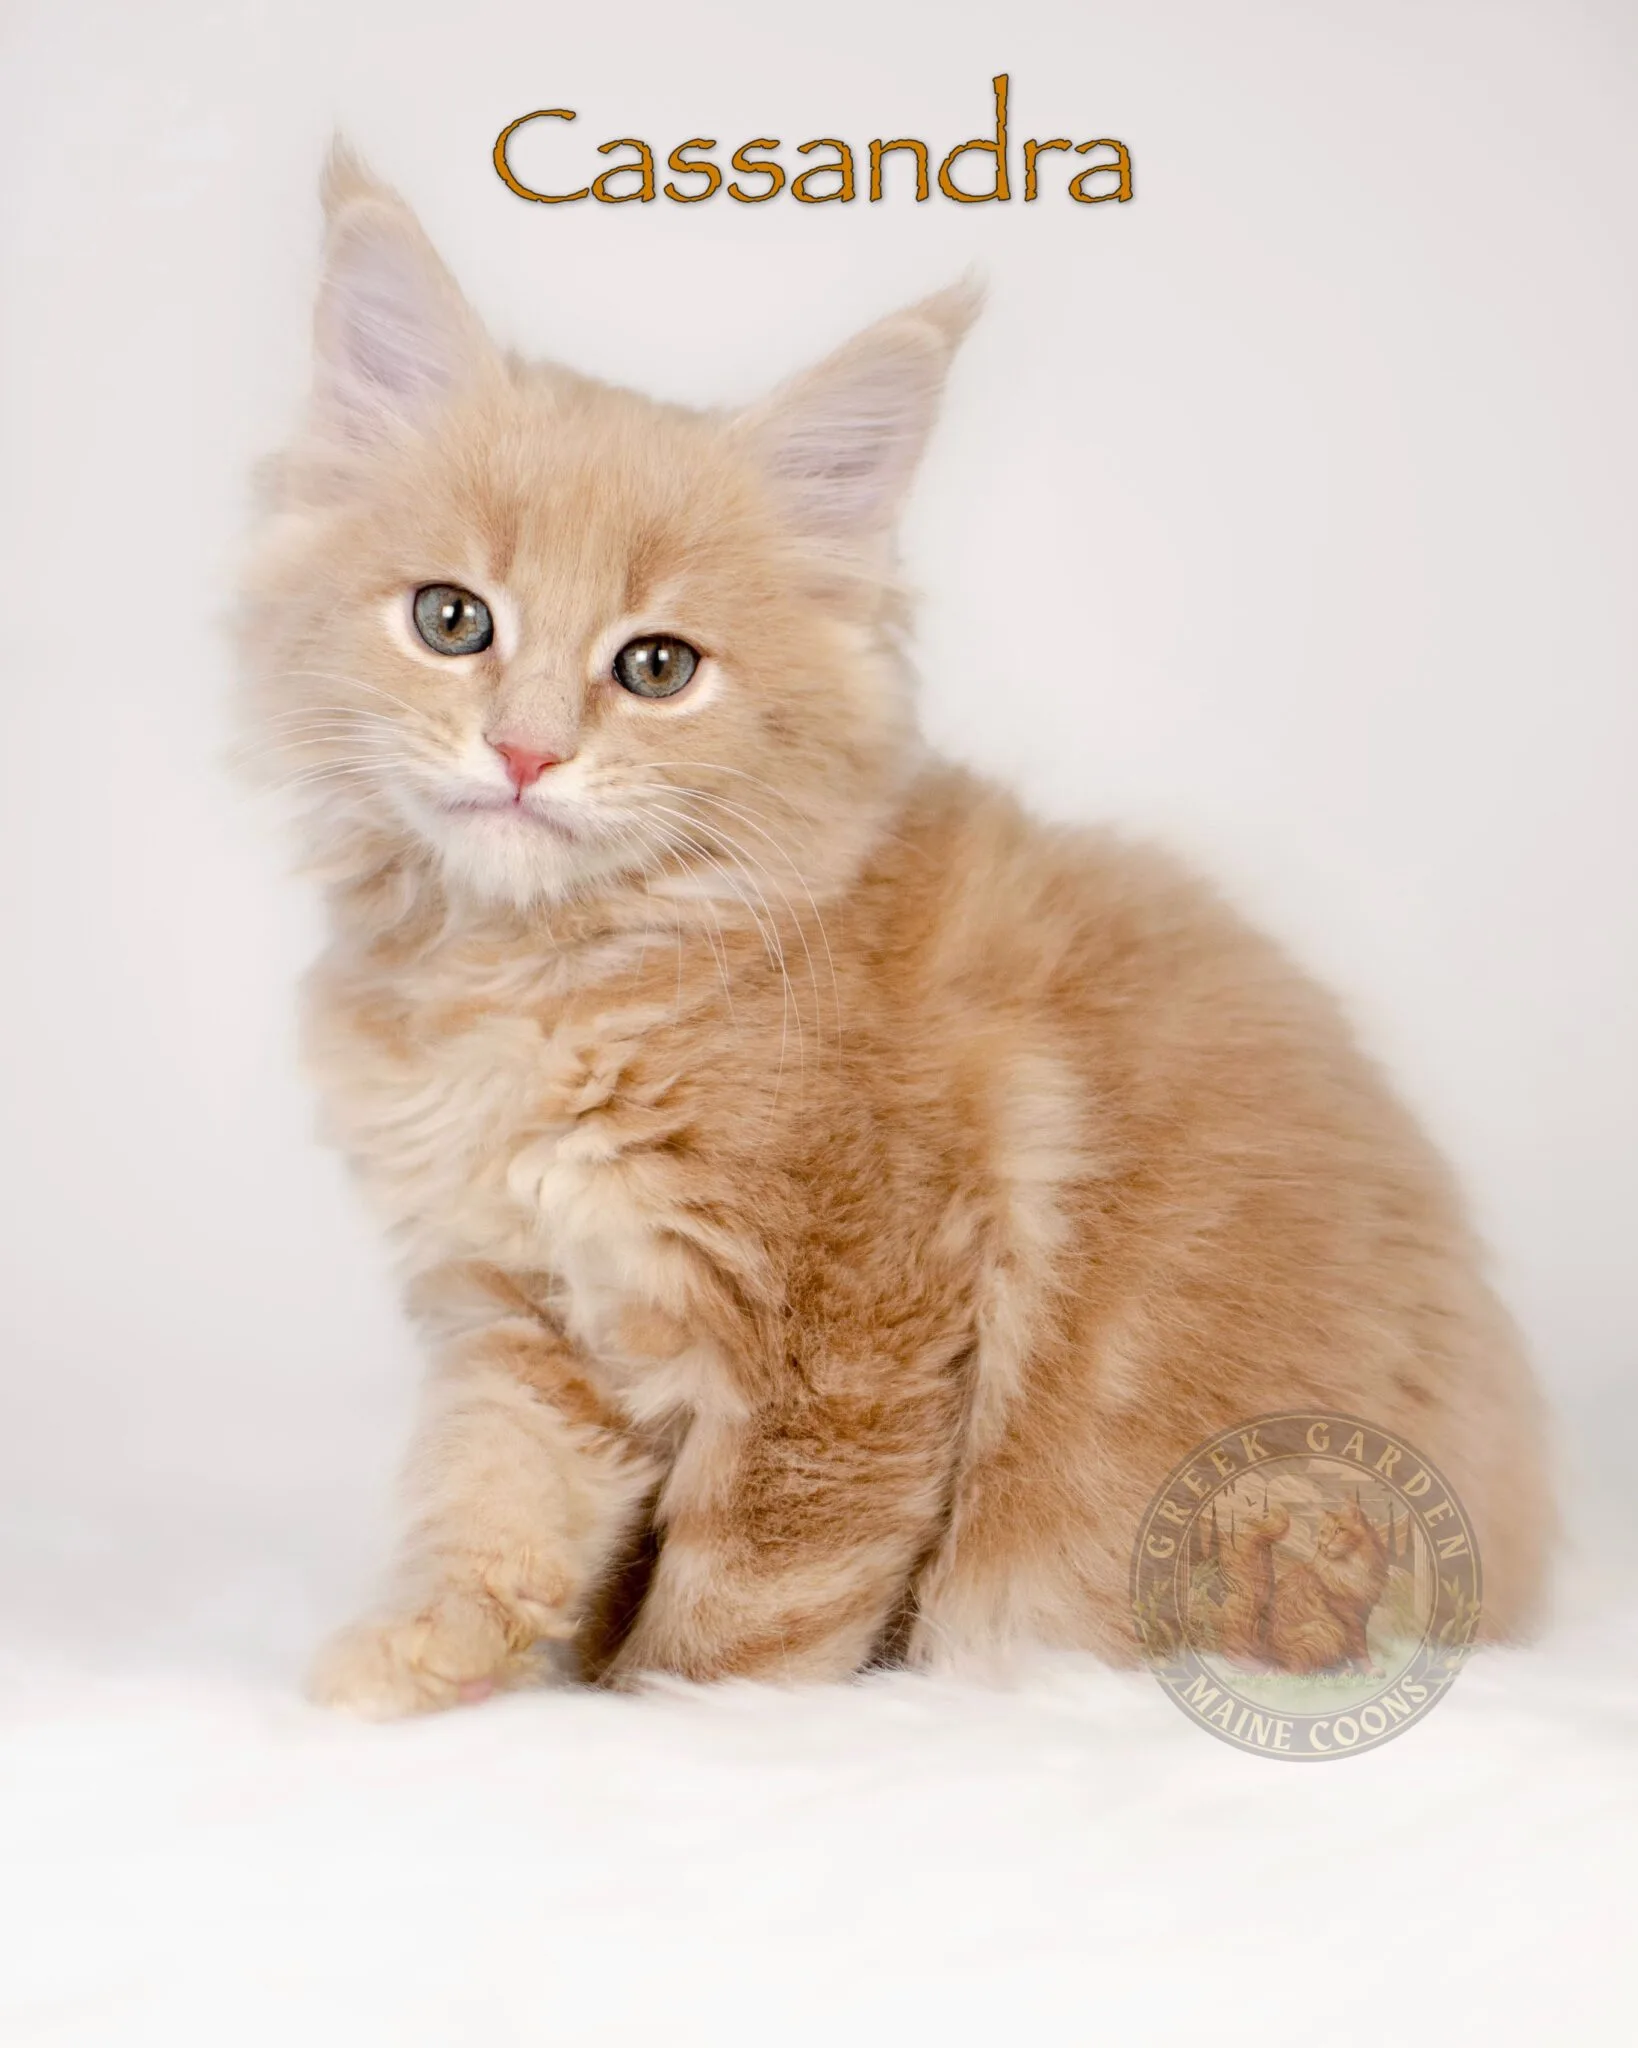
[613,635,699,700]
[412,584,494,657]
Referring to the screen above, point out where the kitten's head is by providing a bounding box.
[239,145,977,910]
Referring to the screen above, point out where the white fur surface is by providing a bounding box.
[2,1406,1630,2047]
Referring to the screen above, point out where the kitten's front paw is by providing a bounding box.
[308,1586,564,1720]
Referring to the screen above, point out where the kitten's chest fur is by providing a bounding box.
[302,922,689,1376]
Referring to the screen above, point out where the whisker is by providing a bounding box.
[252,702,405,724]
[248,667,424,719]
[633,796,826,1067]
[236,717,403,746]
[634,759,824,826]
[272,774,386,798]
[233,735,390,761]
[624,784,843,1056]
[637,756,931,862]
[637,804,786,969]
[633,800,803,1106]
[629,819,743,1028]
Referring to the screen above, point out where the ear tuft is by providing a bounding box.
[320,136,386,220]
[735,276,982,554]
[906,270,987,351]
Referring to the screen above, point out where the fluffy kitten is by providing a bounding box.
[239,147,1550,1716]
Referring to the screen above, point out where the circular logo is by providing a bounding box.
[1130,1413,1482,1760]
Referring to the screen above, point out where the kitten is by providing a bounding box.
[239,146,1551,1716]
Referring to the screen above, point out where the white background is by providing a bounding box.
[1,3,1634,2043]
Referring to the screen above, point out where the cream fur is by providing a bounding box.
[240,148,1552,1715]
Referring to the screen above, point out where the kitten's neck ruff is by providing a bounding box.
[304,771,908,998]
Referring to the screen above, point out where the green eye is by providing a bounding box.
[412,584,494,657]
[613,635,699,699]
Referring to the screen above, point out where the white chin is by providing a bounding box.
[425,800,650,907]
[430,809,591,905]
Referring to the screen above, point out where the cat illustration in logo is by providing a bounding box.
[1263,1500,1389,1675]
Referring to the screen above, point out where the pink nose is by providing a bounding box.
[489,739,560,794]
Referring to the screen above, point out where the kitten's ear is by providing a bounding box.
[734,276,982,554]
[306,139,498,463]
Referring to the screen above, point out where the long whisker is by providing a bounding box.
[629,818,742,1028]
[625,784,843,1056]
[244,748,386,776]
[626,807,785,1013]
[636,803,787,970]
[596,818,694,995]
[633,800,802,1105]
[271,767,389,795]
[252,702,405,725]
[634,756,930,862]
[236,717,403,746]
[698,891,737,1026]
[630,794,828,1065]
[633,759,825,826]
[233,735,390,761]
[229,705,404,771]
[248,667,425,719]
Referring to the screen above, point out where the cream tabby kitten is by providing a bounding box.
[240,148,1550,1716]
